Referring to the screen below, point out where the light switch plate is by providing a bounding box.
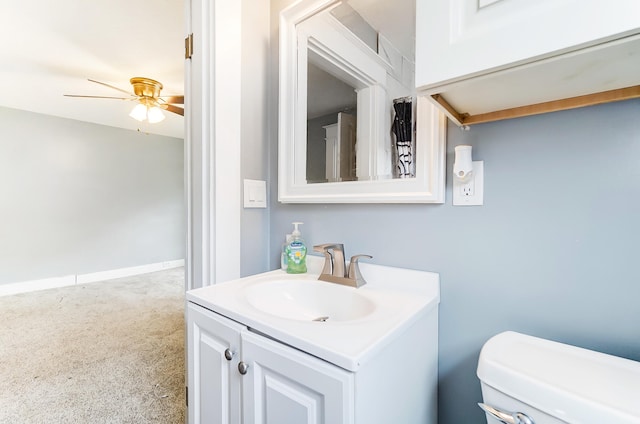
[243,179,267,208]
[453,161,483,206]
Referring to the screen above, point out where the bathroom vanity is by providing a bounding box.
[186,257,440,424]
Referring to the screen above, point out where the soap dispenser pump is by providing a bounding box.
[285,222,307,274]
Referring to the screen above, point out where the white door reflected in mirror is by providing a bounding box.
[318,113,357,183]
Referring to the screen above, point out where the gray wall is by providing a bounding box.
[240,0,271,277]
[0,107,185,285]
[268,87,640,422]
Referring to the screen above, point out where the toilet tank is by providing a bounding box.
[477,331,640,424]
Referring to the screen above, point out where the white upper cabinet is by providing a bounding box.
[416,0,640,125]
[417,0,640,86]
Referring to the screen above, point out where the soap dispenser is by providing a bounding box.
[285,222,307,274]
[281,233,292,271]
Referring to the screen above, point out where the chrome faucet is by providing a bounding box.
[313,243,372,288]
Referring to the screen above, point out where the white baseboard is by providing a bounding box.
[0,259,185,297]
[0,275,77,297]
[77,259,185,284]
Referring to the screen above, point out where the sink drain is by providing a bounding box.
[312,316,329,322]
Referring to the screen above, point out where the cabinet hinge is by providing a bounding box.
[185,33,194,59]
[185,386,188,406]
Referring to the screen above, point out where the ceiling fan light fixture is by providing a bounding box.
[67,77,183,123]
[147,106,166,123]
[130,77,163,98]
[129,103,148,121]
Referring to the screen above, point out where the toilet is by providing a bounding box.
[477,331,640,424]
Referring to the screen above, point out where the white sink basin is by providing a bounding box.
[186,256,440,371]
[244,279,376,322]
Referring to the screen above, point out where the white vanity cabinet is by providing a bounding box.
[187,302,243,424]
[241,329,353,423]
[186,262,440,424]
[187,302,352,424]
[415,0,640,125]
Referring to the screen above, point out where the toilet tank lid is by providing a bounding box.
[477,331,640,424]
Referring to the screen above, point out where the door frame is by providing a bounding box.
[184,0,242,290]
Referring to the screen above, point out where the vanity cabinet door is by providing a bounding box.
[415,0,640,89]
[241,330,355,424]
[187,303,244,424]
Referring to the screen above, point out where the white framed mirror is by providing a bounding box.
[278,0,446,203]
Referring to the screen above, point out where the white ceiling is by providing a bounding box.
[0,0,412,139]
[0,0,185,138]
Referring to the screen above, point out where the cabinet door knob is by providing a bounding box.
[224,348,234,361]
[237,361,249,375]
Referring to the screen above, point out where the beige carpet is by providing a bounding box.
[0,267,186,424]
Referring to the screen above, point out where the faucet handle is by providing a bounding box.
[313,243,344,253]
[348,254,372,287]
[313,243,344,276]
[313,243,345,277]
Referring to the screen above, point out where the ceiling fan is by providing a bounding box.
[64,77,184,123]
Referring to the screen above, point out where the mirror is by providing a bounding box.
[306,63,358,183]
[279,0,446,203]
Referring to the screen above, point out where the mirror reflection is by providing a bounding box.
[302,0,416,184]
[306,63,358,183]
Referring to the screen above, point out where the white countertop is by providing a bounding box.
[186,256,440,371]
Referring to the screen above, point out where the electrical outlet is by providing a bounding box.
[460,180,474,197]
[453,161,483,206]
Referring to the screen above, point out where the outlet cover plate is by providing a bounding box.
[453,161,483,206]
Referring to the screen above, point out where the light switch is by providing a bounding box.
[243,179,267,208]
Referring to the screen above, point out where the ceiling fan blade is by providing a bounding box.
[87,79,134,96]
[164,104,184,116]
[64,94,133,100]
[162,95,184,104]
